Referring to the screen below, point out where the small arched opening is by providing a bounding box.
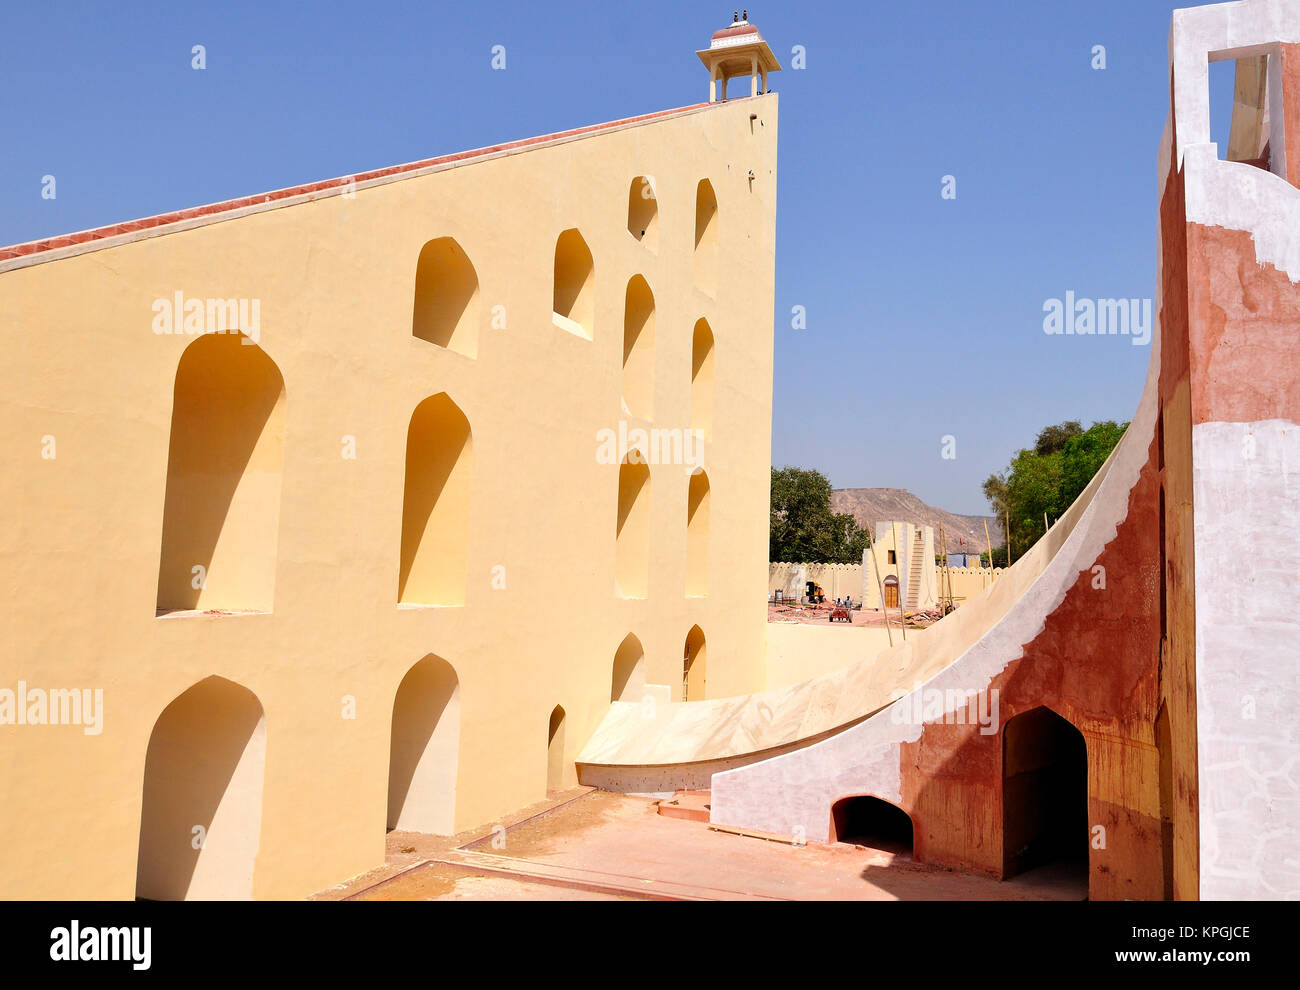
[411,236,480,357]
[611,633,646,702]
[553,228,595,339]
[683,625,706,701]
[693,179,718,296]
[616,452,651,598]
[622,275,655,419]
[398,393,472,606]
[830,795,913,856]
[691,317,715,439]
[627,176,658,249]
[547,705,567,793]
[156,332,285,614]
[686,470,710,596]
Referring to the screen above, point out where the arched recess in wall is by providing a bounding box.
[686,469,710,597]
[622,275,656,419]
[693,179,718,296]
[1002,706,1088,879]
[387,653,461,834]
[547,705,566,792]
[683,624,706,701]
[411,236,480,359]
[553,228,595,339]
[829,795,913,855]
[136,676,266,900]
[691,317,715,439]
[616,452,651,598]
[627,175,658,250]
[398,393,472,606]
[156,332,285,615]
[611,633,646,702]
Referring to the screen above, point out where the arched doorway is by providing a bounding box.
[136,676,266,900]
[387,653,460,834]
[1002,706,1088,878]
[547,706,566,793]
[683,625,706,701]
[883,576,899,609]
[830,795,913,856]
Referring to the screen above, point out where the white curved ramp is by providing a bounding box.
[576,353,1153,798]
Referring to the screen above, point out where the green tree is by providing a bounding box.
[980,547,1011,568]
[983,420,1127,561]
[1034,420,1084,456]
[769,466,870,563]
[1060,420,1126,506]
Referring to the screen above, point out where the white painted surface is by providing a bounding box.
[1174,1,1300,282]
[1193,419,1300,899]
[1171,0,1300,898]
[1184,145,1300,283]
[1172,0,1300,167]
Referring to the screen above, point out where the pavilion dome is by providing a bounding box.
[711,22,760,43]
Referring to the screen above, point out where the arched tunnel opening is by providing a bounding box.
[830,796,914,856]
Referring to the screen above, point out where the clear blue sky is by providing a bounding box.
[0,1,1234,514]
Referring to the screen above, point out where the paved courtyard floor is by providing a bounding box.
[314,788,1088,902]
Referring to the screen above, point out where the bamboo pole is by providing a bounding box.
[938,524,947,612]
[943,527,954,610]
[942,526,954,611]
[892,523,906,641]
[864,526,893,647]
[982,519,993,589]
[952,540,957,599]
[936,525,943,611]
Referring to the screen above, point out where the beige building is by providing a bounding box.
[861,522,938,610]
[0,24,780,898]
[769,558,1001,610]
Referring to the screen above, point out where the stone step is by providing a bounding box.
[656,789,712,822]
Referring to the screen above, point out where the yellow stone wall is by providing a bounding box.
[0,95,779,899]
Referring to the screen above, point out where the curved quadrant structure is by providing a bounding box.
[581,0,1300,901]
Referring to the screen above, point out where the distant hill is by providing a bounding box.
[831,488,1002,555]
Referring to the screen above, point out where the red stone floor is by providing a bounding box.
[314,788,1088,902]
